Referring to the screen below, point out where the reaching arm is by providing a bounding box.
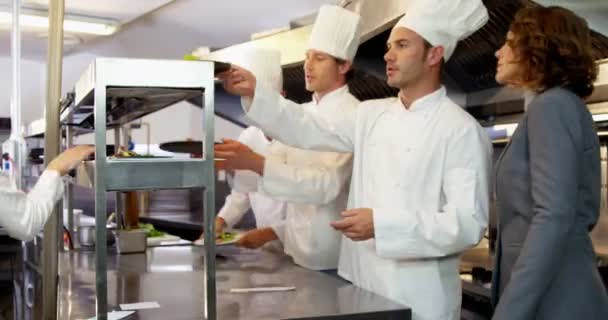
[217,190,252,228]
[0,170,65,241]
[242,83,357,153]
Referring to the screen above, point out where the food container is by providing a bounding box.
[77,225,115,247]
[113,229,147,254]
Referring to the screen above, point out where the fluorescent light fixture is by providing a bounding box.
[0,8,118,36]
[492,123,519,136]
[593,114,608,122]
[490,114,608,138]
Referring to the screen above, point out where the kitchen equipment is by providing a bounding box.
[159,140,203,154]
[77,225,115,247]
[113,229,147,254]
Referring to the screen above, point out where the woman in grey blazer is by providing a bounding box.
[492,6,608,320]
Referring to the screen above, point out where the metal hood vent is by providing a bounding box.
[201,0,608,125]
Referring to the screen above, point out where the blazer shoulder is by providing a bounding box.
[528,87,584,118]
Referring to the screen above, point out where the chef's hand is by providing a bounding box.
[330,208,375,241]
[219,66,256,99]
[215,139,265,175]
[197,217,227,241]
[47,145,95,176]
[215,217,227,237]
[236,227,278,249]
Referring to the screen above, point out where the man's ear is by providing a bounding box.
[338,60,353,76]
[426,46,444,67]
[280,90,286,97]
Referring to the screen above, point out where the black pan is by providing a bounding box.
[159,141,203,154]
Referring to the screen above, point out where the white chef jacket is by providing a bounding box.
[242,85,491,320]
[248,85,358,270]
[0,170,64,241]
[220,127,287,237]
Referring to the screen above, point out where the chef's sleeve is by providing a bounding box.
[0,170,65,241]
[217,190,252,229]
[241,84,356,153]
[260,151,352,205]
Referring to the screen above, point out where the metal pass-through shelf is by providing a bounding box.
[70,57,218,320]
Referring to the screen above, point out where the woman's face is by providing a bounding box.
[495,31,524,86]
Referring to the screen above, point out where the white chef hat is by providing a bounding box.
[308,4,362,61]
[395,0,489,61]
[230,47,283,92]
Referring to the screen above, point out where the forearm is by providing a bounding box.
[243,84,355,153]
[0,170,64,241]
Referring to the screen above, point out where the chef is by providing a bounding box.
[198,47,288,248]
[219,0,491,319]
[0,145,94,241]
[216,4,361,270]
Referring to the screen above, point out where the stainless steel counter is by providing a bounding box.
[57,246,410,319]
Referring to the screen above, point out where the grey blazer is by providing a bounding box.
[492,87,608,320]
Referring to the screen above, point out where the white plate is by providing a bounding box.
[193,231,242,246]
[147,234,181,246]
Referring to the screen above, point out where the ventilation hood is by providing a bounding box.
[196,0,608,124]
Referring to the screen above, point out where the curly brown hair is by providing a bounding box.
[508,6,598,98]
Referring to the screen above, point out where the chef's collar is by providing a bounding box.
[312,85,350,106]
[398,86,446,115]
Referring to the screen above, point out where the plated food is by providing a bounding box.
[194,231,242,246]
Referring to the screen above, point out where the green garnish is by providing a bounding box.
[218,231,236,242]
[138,223,166,238]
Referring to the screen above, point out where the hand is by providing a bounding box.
[330,208,375,241]
[214,139,265,175]
[215,217,226,237]
[198,216,226,240]
[47,145,95,175]
[218,66,257,98]
[236,228,278,249]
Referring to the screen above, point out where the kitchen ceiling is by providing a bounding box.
[0,0,333,60]
[0,0,174,57]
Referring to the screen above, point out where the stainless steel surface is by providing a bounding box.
[93,58,110,320]
[113,128,125,231]
[65,113,76,246]
[57,246,411,320]
[113,230,147,254]
[42,0,64,318]
[77,226,115,247]
[65,60,205,128]
[75,58,217,319]
[202,72,216,319]
[205,0,407,68]
[75,158,212,191]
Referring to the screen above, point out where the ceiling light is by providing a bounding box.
[593,114,608,122]
[492,123,518,136]
[0,8,118,36]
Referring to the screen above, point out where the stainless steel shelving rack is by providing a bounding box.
[66,57,218,320]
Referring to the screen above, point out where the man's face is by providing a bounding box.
[384,27,434,89]
[303,49,342,93]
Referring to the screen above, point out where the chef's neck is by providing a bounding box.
[313,80,346,104]
[398,79,441,109]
